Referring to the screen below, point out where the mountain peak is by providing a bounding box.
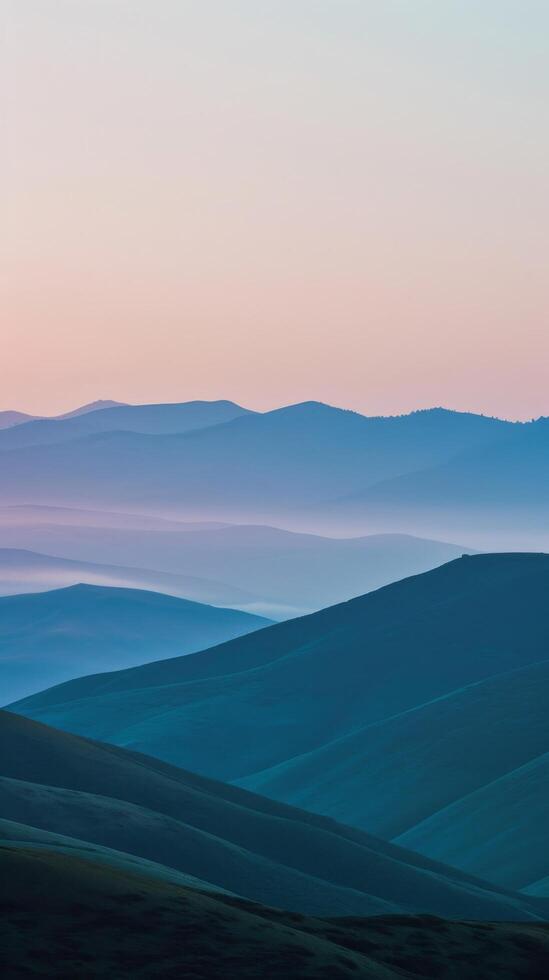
[0,410,39,430]
[55,400,127,420]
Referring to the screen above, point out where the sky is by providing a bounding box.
[2,1,548,419]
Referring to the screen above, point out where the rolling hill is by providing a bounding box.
[4,835,548,980]
[395,748,549,893]
[242,657,549,891]
[0,710,544,923]
[0,514,472,618]
[13,554,549,892]
[0,584,270,703]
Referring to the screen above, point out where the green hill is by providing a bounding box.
[2,837,549,979]
[13,554,549,894]
[1,710,543,922]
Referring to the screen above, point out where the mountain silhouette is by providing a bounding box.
[54,399,126,419]
[0,400,125,433]
[0,403,513,516]
[0,399,252,451]
[0,410,39,430]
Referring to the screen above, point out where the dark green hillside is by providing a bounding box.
[13,554,549,894]
[2,841,549,979]
[1,710,543,922]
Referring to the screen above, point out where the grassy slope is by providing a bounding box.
[0,710,544,922]
[2,843,549,980]
[241,661,549,856]
[395,752,549,892]
[11,555,549,893]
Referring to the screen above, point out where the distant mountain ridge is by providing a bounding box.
[0,403,518,522]
[0,410,38,430]
[0,398,252,450]
[0,399,126,432]
[54,399,127,419]
[0,397,541,549]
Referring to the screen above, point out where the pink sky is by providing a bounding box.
[2,1,549,420]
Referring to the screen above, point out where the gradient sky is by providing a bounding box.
[2,1,548,419]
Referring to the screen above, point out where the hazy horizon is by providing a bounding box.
[3,1,549,421]
[1,394,547,425]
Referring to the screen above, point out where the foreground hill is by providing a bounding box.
[17,554,549,776]
[2,840,549,980]
[0,584,270,703]
[0,710,543,923]
[14,554,549,892]
[243,657,549,892]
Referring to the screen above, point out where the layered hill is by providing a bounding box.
[0,400,125,433]
[331,419,549,547]
[1,400,546,548]
[14,554,549,892]
[0,584,270,703]
[0,403,514,518]
[395,747,549,892]
[0,546,263,609]
[0,514,471,618]
[0,410,38,430]
[0,710,544,923]
[0,398,252,450]
[243,657,549,892]
[0,503,230,530]
[54,399,126,419]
